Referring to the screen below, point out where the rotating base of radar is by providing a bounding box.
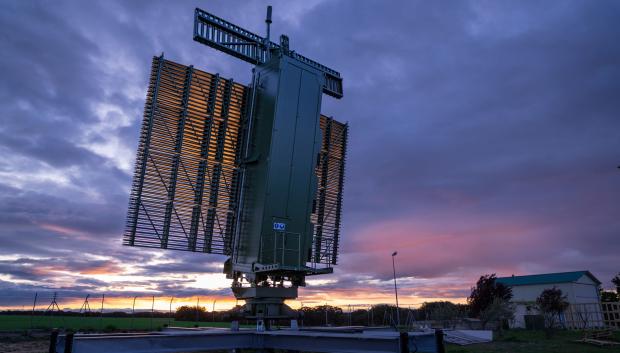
[233,285,298,329]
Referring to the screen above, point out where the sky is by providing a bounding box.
[0,0,619,311]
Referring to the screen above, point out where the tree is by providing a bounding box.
[419,301,463,320]
[612,273,620,294]
[299,305,344,326]
[536,287,569,338]
[175,305,207,321]
[468,274,513,317]
[600,290,619,302]
[479,297,515,334]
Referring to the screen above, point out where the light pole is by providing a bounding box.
[392,251,400,327]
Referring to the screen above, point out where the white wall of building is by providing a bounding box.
[507,274,602,329]
[571,275,600,303]
[511,282,575,302]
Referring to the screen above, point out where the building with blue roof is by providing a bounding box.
[496,270,603,329]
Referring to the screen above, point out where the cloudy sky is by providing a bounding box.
[1,0,619,310]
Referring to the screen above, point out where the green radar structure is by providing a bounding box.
[124,6,348,326]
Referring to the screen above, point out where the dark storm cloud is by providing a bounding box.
[0,133,104,168]
[0,183,126,259]
[0,0,619,306]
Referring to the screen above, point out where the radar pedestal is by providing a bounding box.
[232,285,298,321]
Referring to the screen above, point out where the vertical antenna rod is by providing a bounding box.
[265,6,272,60]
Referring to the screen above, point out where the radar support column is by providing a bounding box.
[230,45,326,319]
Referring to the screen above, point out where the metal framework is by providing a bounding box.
[124,56,348,265]
[119,5,352,323]
[124,56,246,254]
[312,117,348,265]
[193,8,343,98]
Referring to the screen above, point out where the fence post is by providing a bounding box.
[151,295,155,330]
[131,296,137,330]
[195,297,200,326]
[212,300,216,322]
[48,328,58,353]
[399,331,409,353]
[31,292,38,330]
[99,294,104,330]
[169,297,174,326]
[325,303,328,326]
[63,332,74,353]
[435,329,445,353]
[371,305,374,326]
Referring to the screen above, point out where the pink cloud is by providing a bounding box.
[39,223,92,241]
[341,213,551,281]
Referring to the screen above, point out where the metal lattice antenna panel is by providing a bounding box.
[193,8,343,98]
[124,56,348,264]
[124,56,246,254]
[312,117,348,265]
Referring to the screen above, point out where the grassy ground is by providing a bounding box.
[0,314,241,331]
[447,329,620,353]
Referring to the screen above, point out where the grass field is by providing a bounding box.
[446,329,620,353]
[0,315,242,331]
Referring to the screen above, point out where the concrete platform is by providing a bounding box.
[52,326,442,353]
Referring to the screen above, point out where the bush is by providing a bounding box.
[479,297,514,333]
[601,290,619,302]
[536,287,569,338]
[175,305,207,321]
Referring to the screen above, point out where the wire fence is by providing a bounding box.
[0,292,425,331]
[0,292,233,331]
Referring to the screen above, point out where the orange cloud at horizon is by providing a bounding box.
[0,292,468,312]
[0,274,472,312]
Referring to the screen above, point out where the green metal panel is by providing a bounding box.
[234,53,324,270]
